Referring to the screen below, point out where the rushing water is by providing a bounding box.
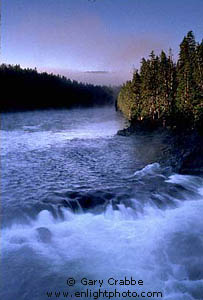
[1,107,203,300]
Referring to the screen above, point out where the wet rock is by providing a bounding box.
[36,227,52,243]
[179,143,203,174]
[59,189,134,212]
[65,191,109,211]
[117,120,161,136]
[119,125,203,175]
[171,132,203,175]
[117,128,132,136]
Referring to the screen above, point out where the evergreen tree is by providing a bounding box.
[193,40,203,128]
[139,57,152,119]
[117,31,202,131]
[176,31,197,125]
[131,70,141,119]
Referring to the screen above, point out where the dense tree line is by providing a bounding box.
[0,64,114,111]
[117,31,203,131]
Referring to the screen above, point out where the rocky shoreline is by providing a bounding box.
[117,124,203,175]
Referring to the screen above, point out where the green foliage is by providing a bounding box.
[194,104,203,130]
[118,31,203,130]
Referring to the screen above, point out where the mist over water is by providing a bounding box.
[1,107,203,300]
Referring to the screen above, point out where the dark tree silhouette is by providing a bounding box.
[0,64,115,112]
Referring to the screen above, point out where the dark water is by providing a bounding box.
[1,107,203,300]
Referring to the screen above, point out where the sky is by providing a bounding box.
[1,0,203,85]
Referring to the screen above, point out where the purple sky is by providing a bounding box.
[2,0,203,85]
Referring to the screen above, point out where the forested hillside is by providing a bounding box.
[0,64,114,111]
[117,31,203,131]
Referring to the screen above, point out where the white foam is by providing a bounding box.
[2,188,203,299]
[134,163,161,175]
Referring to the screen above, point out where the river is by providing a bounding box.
[1,107,203,300]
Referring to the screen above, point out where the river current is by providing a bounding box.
[1,107,203,300]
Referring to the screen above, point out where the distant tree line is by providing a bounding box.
[117,31,203,131]
[0,64,115,111]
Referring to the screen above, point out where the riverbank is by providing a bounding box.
[117,123,203,175]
